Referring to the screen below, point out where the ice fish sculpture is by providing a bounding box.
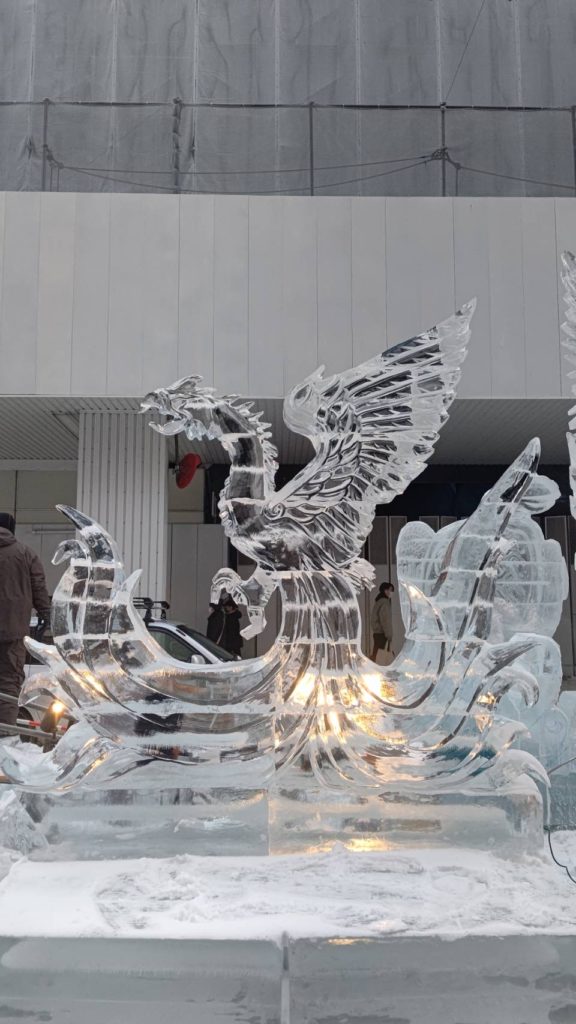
[0,301,565,795]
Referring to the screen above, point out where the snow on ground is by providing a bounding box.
[0,840,575,943]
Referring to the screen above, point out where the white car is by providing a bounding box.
[18,617,236,745]
[145,618,238,666]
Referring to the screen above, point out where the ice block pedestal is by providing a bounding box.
[269,772,545,857]
[12,772,544,861]
[20,784,269,861]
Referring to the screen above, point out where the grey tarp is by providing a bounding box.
[0,0,575,197]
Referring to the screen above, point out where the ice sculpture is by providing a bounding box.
[0,301,566,820]
[562,250,576,512]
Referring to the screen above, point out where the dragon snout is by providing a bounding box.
[149,414,184,436]
[141,387,173,414]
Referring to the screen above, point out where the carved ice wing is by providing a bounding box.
[268,302,474,568]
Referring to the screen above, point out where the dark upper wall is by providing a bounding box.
[1,0,575,106]
[1,1,575,196]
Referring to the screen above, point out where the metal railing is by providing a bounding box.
[0,100,575,197]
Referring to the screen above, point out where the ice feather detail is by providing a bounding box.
[266,302,474,568]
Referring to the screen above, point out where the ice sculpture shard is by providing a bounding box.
[561,250,576,514]
[0,299,567,854]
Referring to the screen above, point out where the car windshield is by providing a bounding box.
[177,625,237,662]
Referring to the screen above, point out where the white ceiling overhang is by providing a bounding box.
[0,396,573,467]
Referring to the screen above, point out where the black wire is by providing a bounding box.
[60,156,569,196]
[55,155,573,197]
[549,754,576,775]
[265,158,432,194]
[444,0,488,105]
[63,153,430,177]
[546,827,576,886]
[459,163,575,193]
[58,157,433,195]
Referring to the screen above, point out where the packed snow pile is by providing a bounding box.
[0,841,575,942]
[0,790,47,857]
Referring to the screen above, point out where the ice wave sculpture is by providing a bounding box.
[0,304,565,793]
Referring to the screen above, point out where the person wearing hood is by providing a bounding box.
[0,513,51,729]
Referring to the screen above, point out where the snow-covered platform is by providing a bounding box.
[0,838,575,1022]
[1,842,575,943]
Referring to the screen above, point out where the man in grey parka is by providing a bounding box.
[0,513,51,729]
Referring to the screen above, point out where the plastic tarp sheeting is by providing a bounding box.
[0,0,574,197]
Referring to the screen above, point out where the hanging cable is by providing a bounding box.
[549,754,576,775]
[54,156,574,197]
[546,827,576,887]
[444,0,488,104]
[262,158,432,194]
[62,153,433,178]
[544,753,576,887]
[459,163,574,192]
[57,157,433,196]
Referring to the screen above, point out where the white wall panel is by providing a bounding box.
[178,196,215,382]
[282,198,318,392]
[486,202,526,398]
[107,195,147,395]
[36,194,76,395]
[522,200,561,398]
[213,196,249,394]
[0,192,571,403]
[454,199,495,398]
[317,197,353,375]
[351,198,387,363]
[71,194,111,394]
[140,196,180,392]
[0,193,40,393]
[385,198,454,347]
[77,411,168,599]
[248,197,284,395]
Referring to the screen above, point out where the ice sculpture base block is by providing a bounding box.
[269,776,545,857]
[22,787,269,861]
[15,775,545,861]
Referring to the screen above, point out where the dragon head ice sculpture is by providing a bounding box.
[0,300,567,798]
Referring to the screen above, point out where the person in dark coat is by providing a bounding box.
[206,602,225,646]
[220,597,243,658]
[0,514,51,728]
[370,581,395,662]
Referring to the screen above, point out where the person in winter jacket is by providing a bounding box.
[0,513,51,729]
[370,581,394,662]
[206,601,225,645]
[220,597,243,657]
